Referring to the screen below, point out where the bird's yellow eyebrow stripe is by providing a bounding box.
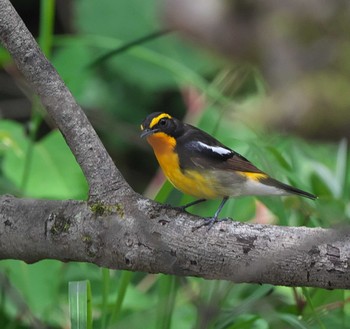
[149,113,172,129]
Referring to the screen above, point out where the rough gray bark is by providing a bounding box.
[0,0,349,289]
[0,195,349,289]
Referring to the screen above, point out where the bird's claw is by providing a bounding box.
[163,204,188,213]
[192,217,230,232]
[162,203,186,212]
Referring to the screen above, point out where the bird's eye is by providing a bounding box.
[159,118,167,126]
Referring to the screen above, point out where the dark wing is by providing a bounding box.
[218,154,265,173]
[189,152,265,174]
[176,123,265,174]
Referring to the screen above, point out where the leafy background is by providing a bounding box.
[0,0,349,328]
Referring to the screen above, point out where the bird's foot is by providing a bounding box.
[192,217,230,232]
[162,203,188,213]
[174,204,189,212]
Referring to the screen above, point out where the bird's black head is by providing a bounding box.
[140,112,183,138]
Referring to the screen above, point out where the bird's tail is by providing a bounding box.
[263,177,317,200]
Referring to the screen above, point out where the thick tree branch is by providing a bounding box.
[0,0,349,290]
[0,0,132,203]
[0,195,349,289]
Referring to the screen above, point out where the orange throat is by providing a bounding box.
[147,132,179,186]
[147,132,176,158]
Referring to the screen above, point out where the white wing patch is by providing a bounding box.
[196,141,232,156]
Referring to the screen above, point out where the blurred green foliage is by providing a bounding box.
[0,120,88,199]
[0,0,349,328]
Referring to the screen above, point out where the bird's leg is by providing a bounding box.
[163,198,207,212]
[179,198,207,211]
[193,197,229,231]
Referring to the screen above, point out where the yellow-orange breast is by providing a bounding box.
[147,133,218,199]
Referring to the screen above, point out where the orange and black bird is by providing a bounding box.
[140,112,316,229]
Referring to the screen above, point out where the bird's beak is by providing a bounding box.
[140,128,156,138]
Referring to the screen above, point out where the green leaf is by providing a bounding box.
[74,0,219,91]
[335,139,348,198]
[156,275,177,329]
[100,268,110,329]
[0,120,27,157]
[52,44,95,100]
[38,0,55,58]
[309,162,337,198]
[108,270,133,325]
[278,313,310,329]
[69,280,93,329]
[2,126,88,199]
[267,146,293,171]
[310,173,332,197]
[0,260,63,326]
[302,287,327,329]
